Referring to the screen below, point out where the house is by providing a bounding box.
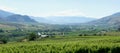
[37,32,49,38]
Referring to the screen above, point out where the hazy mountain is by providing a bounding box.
[0,10,14,17]
[5,14,37,23]
[31,16,96,24]
[30,16,52,24]
[0,10,37,23]
[0,9,96,24]
[89,12,120,25]
[0,17,5,22]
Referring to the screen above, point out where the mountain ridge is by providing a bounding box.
[31,16,96,24]
[0,10,38,23]
[89,12,120,25]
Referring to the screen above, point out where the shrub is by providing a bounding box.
[28,33,38,41]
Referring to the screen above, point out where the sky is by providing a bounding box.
[0,0,120,18]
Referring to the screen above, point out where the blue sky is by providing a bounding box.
[0,0,120,18]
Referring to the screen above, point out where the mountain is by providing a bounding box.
[0,17,5,22]
[0,10,37,23]
[89,12,120,25]
[5,14,37,23]
[0,10,14,17]
[30,16,51,24]
[31,16,96,24]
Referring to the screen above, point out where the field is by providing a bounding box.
[0,36,120,53]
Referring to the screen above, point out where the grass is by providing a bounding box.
[0,36,120,53]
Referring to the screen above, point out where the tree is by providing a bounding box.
[0,35,8,44]
[118,27,120,31]
[0,39,7,44]
[28,33,38,41]
[0,29,4,33]
[79,34,83,36]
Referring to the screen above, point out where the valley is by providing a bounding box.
[0,1,120,52]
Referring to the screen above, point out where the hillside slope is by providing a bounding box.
[0,10,37,23]
[89,12,120,25]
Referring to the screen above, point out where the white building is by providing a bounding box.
[37,32,49,38]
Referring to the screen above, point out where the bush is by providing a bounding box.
[79,34,83,36]
[0,35,8,44]
[28,33,38,41]
[0,39,7,44]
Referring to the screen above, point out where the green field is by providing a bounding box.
[0,36,120,53]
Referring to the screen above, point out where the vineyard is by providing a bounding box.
[0,36,120,53]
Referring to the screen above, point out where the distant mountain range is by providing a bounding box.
[0,10,96,24]
[31,16,96,24]
[1,9,120,25]
[0,10,37,23]
[5,14,37,23]
[89,12,120,25]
